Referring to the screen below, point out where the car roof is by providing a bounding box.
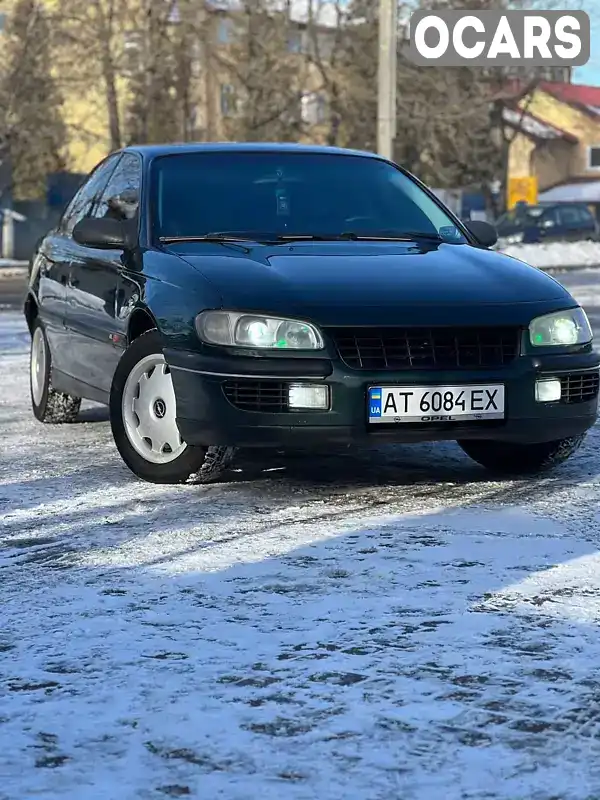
[515,202,588,210]
[121,142,381,161]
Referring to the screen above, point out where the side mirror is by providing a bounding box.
[72,217,129,249]
[541,218,555,229]
[464,220,498,248]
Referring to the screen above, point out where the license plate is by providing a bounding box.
[368,384,505,423]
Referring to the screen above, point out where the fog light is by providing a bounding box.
[288,384,329,410]
[535,378,561,402]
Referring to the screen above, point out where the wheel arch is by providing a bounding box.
[24,293,39,335]
[127,306,159,344]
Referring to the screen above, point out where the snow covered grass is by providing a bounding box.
[3,283,600,799]
[498,240,600,270]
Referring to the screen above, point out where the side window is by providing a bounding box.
[575,206,595,225]
[558,206,581,227]
[60,154,121,235]
[541,208,558,226]
[93,153,141,222]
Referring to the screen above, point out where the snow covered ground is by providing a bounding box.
[0,259,27,274]
[498,240,600,270]
[3,270,600,799]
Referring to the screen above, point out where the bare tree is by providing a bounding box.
[123,0,207,144]
[311,0,544,217]
[0,0,65,201]
[53,0,133,152]
[213,1,311,142]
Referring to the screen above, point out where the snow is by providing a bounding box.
[3,270,600,799]
[0,259,27,269]
[0,261,28,281]
[538,181,600,204]
[498,240,600,270]
[502,107,569,140]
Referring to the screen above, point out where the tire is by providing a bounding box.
[30,318,81,423]
[457,435,586,475]
[109,329,235,484]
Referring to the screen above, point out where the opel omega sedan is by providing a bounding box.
[24,143,600,483]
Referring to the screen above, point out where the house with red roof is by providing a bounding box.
[505,80,600,207]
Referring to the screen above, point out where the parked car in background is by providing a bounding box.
[496,202,599,245]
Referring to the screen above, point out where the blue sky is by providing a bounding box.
[573,1,600,85]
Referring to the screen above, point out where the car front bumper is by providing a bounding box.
[165,347,600,448]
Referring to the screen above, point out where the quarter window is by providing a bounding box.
[578,206,595,224]
[93,153,141,221]
[60,153,121,235]
[558,206,583,226]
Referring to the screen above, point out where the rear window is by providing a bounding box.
[150,151,467,243]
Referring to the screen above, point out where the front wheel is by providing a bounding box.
[457,435,586,475]
[109,330,235,484]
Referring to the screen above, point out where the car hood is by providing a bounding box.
[178,241,574,326]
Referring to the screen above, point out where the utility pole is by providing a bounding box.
[377,0,397,160]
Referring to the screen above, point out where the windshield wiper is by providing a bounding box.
[158,232,333,244]
[394,231,445,241]
[338,232,411,241]
[159,230,448,244]
[159,233,263,244]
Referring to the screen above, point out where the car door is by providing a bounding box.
[536,207,560,242]
[557,205,586,241]
[575,205,598,240]
[38,154,121,376]
[66,152,142,395]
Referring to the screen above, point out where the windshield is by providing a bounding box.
[497,205,547,228]
[151,152,468,243]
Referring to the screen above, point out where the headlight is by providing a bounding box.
[509,232,524,244]
[195,310,324,350]
[529,308,592,347]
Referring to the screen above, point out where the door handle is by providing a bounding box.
[60,275,67,285]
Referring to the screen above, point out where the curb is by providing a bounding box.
[0,261,28,270]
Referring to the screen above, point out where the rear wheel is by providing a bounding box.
[109,329,235,483]
[30,318,81,423]
[457,435,586,475]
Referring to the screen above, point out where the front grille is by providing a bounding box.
[560,372,600,404]
[223,380,288,412]
[328,326,520,371]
